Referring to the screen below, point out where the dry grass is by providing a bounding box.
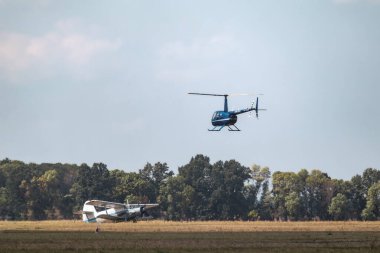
[0,221,379,253]
[0,220,380,232]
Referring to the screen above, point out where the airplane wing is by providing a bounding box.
[86,200,159,210]
[86,200,126,209]
[73,210,94,215]
[128,203,159,209]
[141,204,159,209]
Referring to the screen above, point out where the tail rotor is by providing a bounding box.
[252,97,266,119]
[255,97,259,119]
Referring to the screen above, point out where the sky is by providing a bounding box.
[1,0,379,179]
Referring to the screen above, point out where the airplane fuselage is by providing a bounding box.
[82,201,155,223]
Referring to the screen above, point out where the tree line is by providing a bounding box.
[0,155,379,221]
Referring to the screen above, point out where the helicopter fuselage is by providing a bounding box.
[188,92,264,131]
[211,111,238,126]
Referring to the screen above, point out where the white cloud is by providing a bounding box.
[159,34,241,61]
[0,19,121,82]
[0,0,52,7]
[156,33,242,82]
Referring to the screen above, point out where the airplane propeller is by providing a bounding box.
[140,206,149,217]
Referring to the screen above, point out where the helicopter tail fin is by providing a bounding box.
[254,97,266,119]
[255,97,259,118]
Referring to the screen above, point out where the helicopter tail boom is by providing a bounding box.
[232,97,266,118]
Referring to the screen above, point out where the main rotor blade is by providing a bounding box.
[188,92,264,97]
[188,92,227,97]
[229,93,264,96]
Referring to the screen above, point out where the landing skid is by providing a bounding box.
[208,125,241,131]
[208,126,225,131]
[227,125,241,131]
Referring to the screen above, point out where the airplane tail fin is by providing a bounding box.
[78,210,95,222]
[82,203,97,222]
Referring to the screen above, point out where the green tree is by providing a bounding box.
[110,170,154,204]
[178,155,213,219]
[70,163,114,210]
[0,158,11,166]
[362,182,380,221]
[328,193,349,220]
[306,170,333,220]
[272,171,300,220]
[258,186,273,220]
[159,176,186,220]
[245,165,271,220]
[0,187,8,218]
[0,157,376,222]
[362,168,380,195]
[139,162,173,203]
[349,175,366,220]
[209,160,250,220]
[331,179,359,220]
[2,161,30,219]
[285,192,302,220]
[224,160,250,219]
[110,169,129,203]
[23,177,48,220]
[181,185,196,218]
[297,169,309,220]
[247,210,259,221]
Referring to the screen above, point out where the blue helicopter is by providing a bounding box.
[188,93,265,131]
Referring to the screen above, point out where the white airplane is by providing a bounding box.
[79,200,159,223]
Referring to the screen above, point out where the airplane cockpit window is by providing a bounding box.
[94,206,107,212]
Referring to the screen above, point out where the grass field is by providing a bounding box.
[0,221,379,253]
